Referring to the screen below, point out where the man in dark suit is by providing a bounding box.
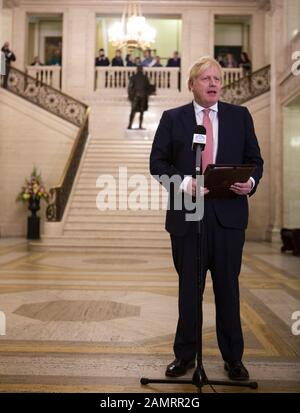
[127,65,151,130]
[150,57,263,381]
[166,51,181,67]
[112,49,124,67]
[95,48,110,66]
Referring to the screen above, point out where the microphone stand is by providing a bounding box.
[141,144,258,392]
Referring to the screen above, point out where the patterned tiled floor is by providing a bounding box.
[0,239,299,393]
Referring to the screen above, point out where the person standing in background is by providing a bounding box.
[95,48,110,66]
[127,65,151,130]
[112,49,124,66]
[1,42,16,88]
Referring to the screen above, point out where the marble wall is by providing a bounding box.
[0,89,78,237]
[283,104,300,228]
[245,93,271,240]
[0,0,12,47]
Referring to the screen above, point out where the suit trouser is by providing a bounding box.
[170,200,245,363]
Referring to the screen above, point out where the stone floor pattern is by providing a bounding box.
[0,238,299,393]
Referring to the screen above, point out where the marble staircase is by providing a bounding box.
[32,99,176,251]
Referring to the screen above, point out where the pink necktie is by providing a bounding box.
[201,108,214,173]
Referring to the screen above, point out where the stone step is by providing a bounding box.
[83,155,150,161]
[78,173,151,180]
[66,215,164,223]
[87,144,152,149]
[75,182,159,189]
[86,152,151,157]
[69,205,163,212]
[60,230,169,240]
[67,208,165,216]
[71,201,159,208]
[64,222,164,231]
[80,163,150,167]
[73,188,157,194]
[79,168,150,173]
[83,158,150,163]
[89,143,152,147]
[88,139,153,144]
[86,148,152,153]
[81,165,150,174]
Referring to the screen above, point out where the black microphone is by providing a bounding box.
[192,125,206,151]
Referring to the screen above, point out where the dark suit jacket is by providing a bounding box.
[167,58,181,67]
[95,57,110,66]
[150,101,263,236]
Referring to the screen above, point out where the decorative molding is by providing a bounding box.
[3,0,263,10]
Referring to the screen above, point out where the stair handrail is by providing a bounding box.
[46,107,90,222]
[221,64,271,105]
[3,66,87,126]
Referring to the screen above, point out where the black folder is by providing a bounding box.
[204,164,256,199]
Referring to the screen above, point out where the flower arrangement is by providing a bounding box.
[17,168,49,203]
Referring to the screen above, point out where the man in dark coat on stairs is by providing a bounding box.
[127,65,151,130]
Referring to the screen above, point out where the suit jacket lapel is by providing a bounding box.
[182,102,197,154]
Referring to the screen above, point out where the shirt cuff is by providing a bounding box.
[250,177,255,190]
[179,176,192,193]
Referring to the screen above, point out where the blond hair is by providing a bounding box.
[187,56,223,91]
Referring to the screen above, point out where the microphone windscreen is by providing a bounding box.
[192,125,206,150]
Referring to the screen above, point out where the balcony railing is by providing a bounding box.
[223,68,243,85]
[27,65,62,90]
[95,66,180,92]
[22,66,243,94]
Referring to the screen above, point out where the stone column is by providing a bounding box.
[181,8,212,96]
[251,9,266,70]
[11,6,26,70]
[62,8,96,98]
[267,0,285,242]
[0,0,13,48]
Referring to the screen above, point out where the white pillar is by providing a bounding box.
[267,0,285,242]
[252,10,266,70]
[11,6,26,70]
[62,8,95,97]
[181,9,212,96]
[0,0,13,49]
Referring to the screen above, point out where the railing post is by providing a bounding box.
[169,68,178,90]
[52,67,61,89]
[26,65,62,89]
[96,68,106,89]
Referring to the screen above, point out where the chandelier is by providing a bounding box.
[108,1,156,50]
